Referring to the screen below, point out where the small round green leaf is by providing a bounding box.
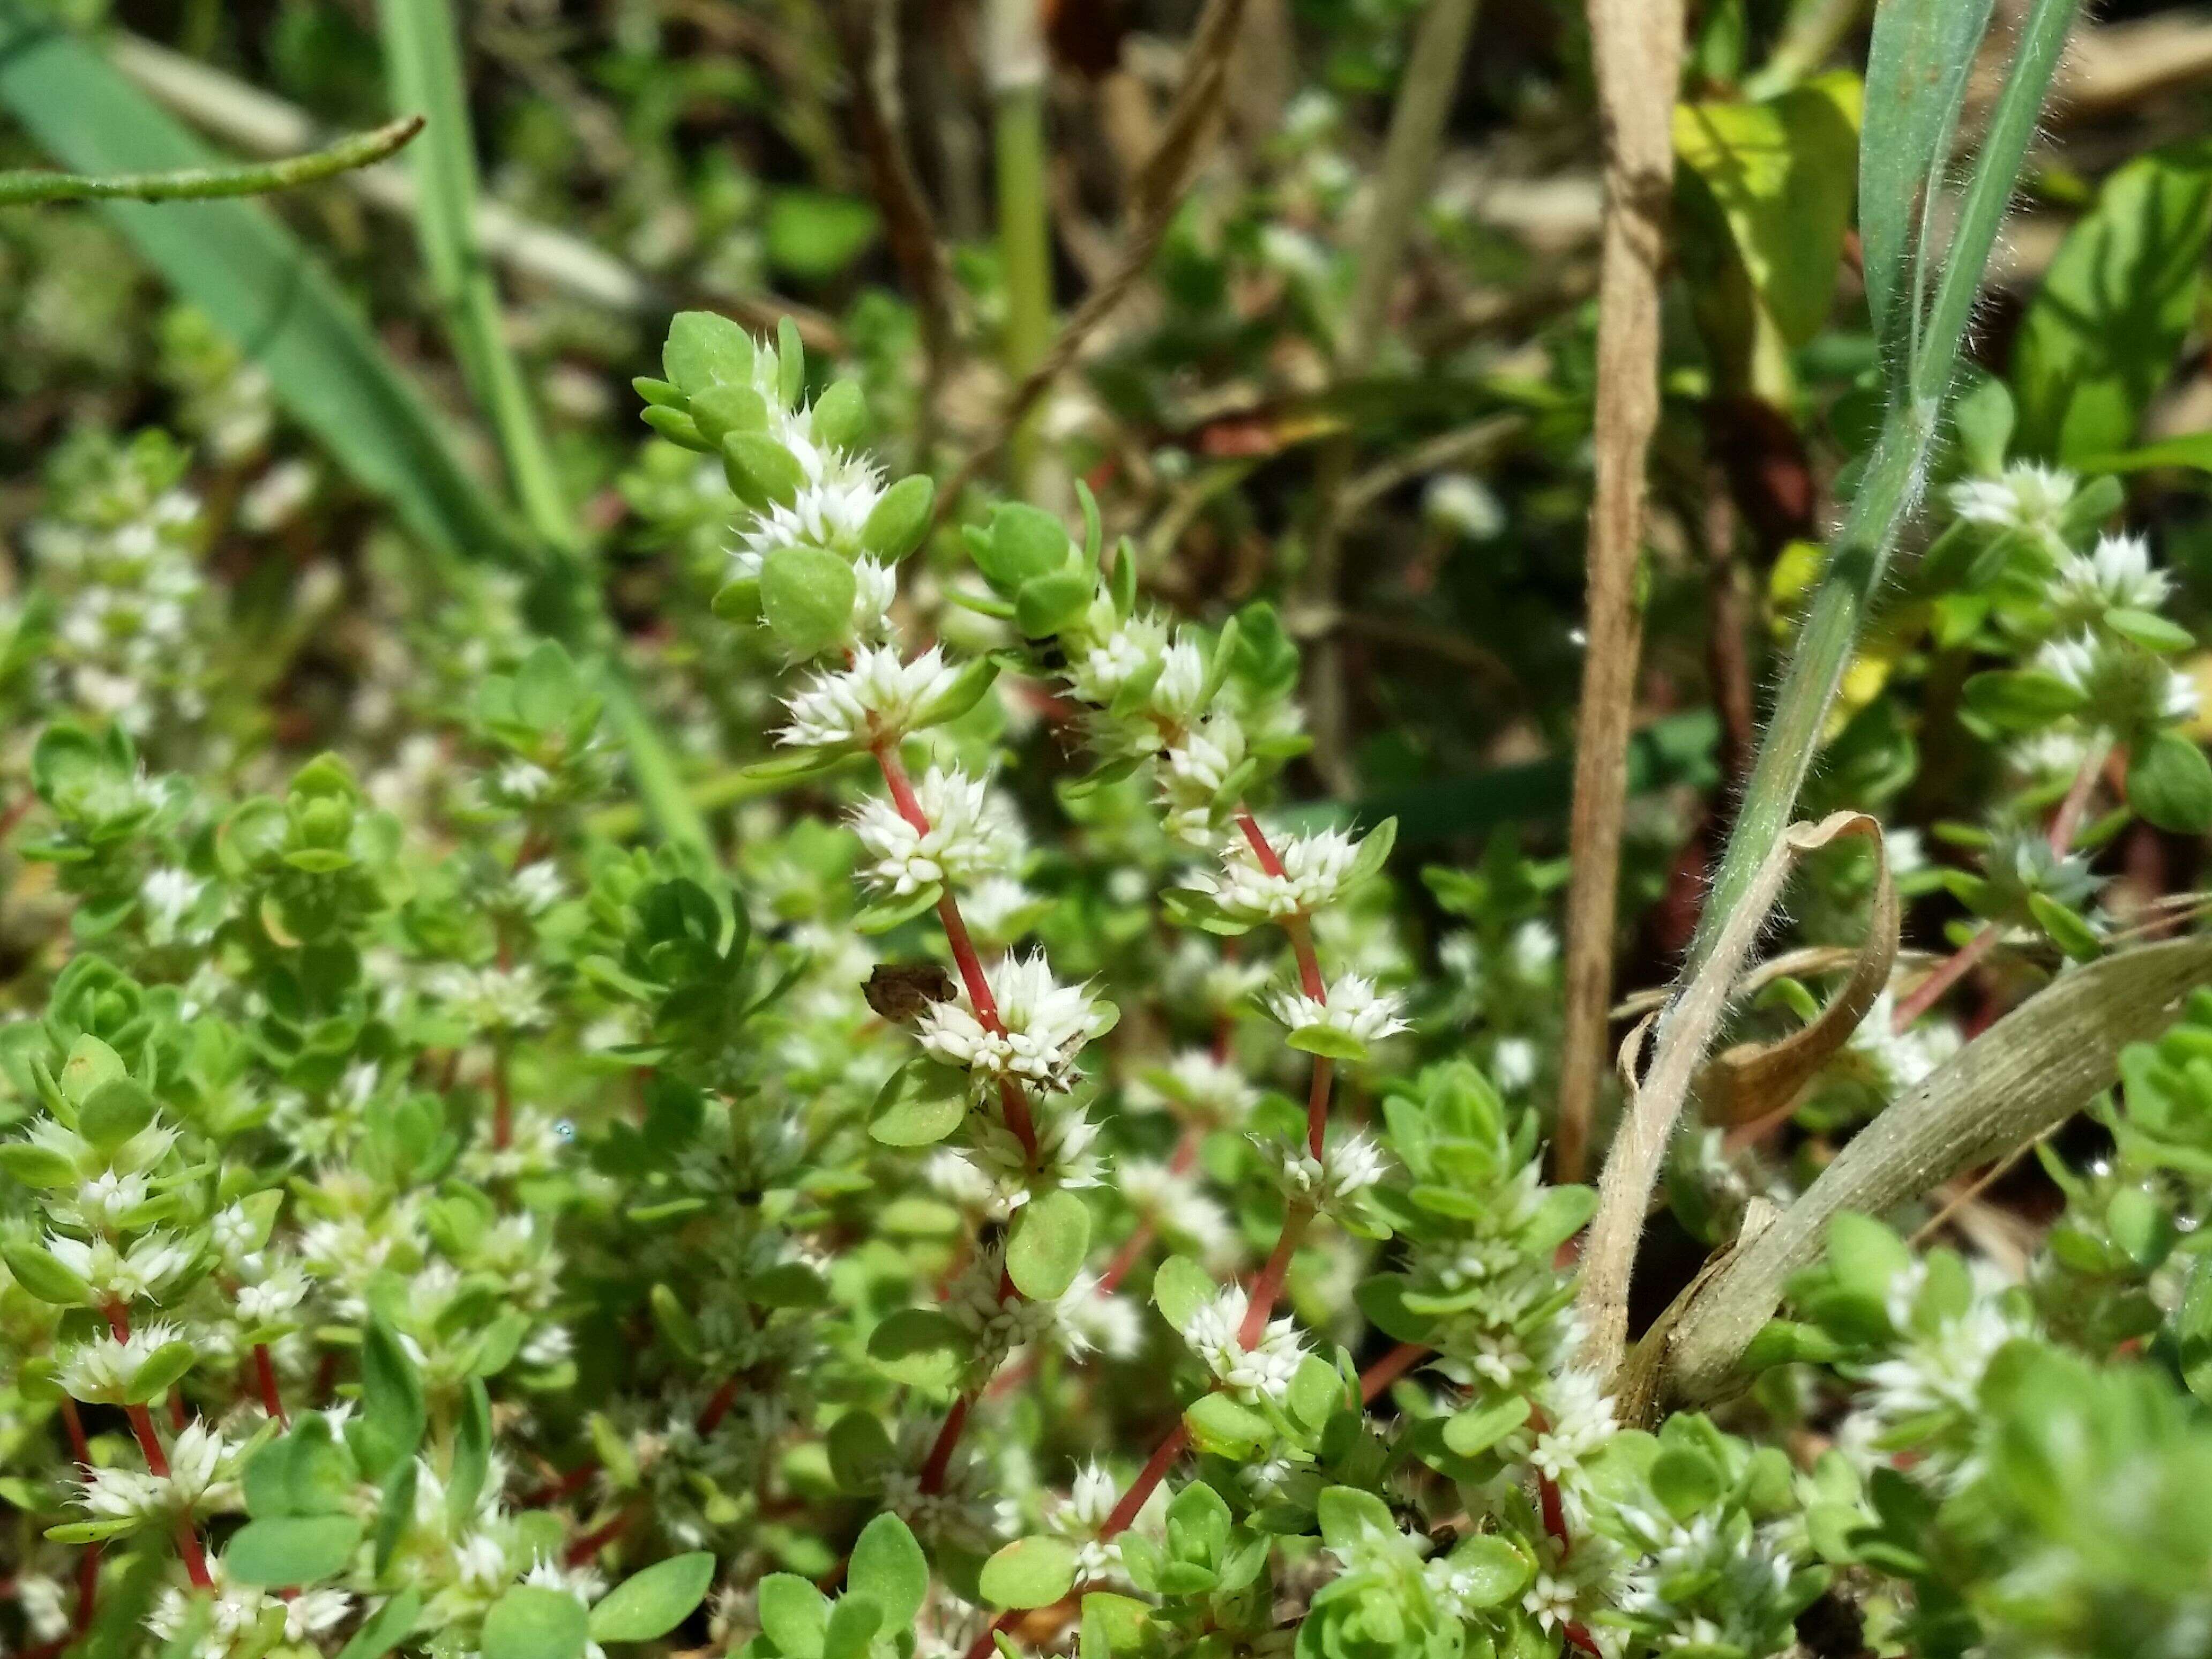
[980,1536,1078,1610]
[1006,1188,1092,1301]
[862,475,935,561]
[760,545,858,658]
[849,1513,930,1629]
[2129,731,2212,834]
[223,1515,364,1586]
[723,433,806,509]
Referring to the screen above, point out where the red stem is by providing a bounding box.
[918,1396,971,1495]
[105,1303,211,1589]
[253,1344,289,1427]
[566,1506,637,1566]
[1100,1422,1190,1539]
[59,1396,90,1466]
[1891,923,1999,1032]
[1239,1207,1311,1347]
[1358,1341,1432,1404]
[492,1044,513,1153]
[697,1373,744,1436]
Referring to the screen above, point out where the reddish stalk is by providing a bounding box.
[59,1396,91,1465]
[1358,1341,1432,1404]
[696,1373,744,1436]
[253,1343,289,1426]
[1100,1422,1190,1540]
[492,1043,514,1153]
[103,1303,211,1588]
[918,1395,972,1495]
[1239,1207,1312,1347]
[566,1506,638,1565]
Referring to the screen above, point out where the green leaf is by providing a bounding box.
[1441,1394,1530,1458]
[1285,1024,1370,1064]
[1014,566,1093,639]
[866,1307,966,1392]
[980,1536,1078,1610]
[1006,1188,1092,1300]
[588,1552,716,1643]
[2016,139,2212,461]
[0,6,521,566]
[337,1588,422,1659]
[862,475,936,562]
[1649,1447,1724,1521]
[1960,668,2088,729]
[2,1240,91,1306]
[691,383,772,444]
[723,433,806,510]
[124,1340,197,1403]
[450,1377,491,1528]
[757,1574,830,1657]
[2129,732,2212,833]
[482,1586,589,1659]
[1183,1392,1274,1459]
[2028,893,2103,962]
[822,1596,882,1659]
[848,1514,930,1630]
[1859,0,1994,351]
[663,311,756,396]
[0,1142,78,1188]
[1433,1537,1529,1609]
[351,1315,426,1478]
[977,505,1073,591]
[373,1458,416,1574]
[760,545,859,657]
[77,1077,156,1150]
[1675,74,1862,347]
[1151,1256,1215,1333]
[1827,1213,1912,1303]
[869,1058,970,1148]
[223,1515,364,1586]
[811,380,868,451]
[765,189,882,281]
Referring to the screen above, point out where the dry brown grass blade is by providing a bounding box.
[1641,934,2212,1409]
[1554,0,1686,1184]
[1575,811,1878,1383]
[1696,819,1897,1128]
[828,0,958,429]
[931,0,1251,521]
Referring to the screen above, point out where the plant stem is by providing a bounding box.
[988,0,1051,494]
[253,1343,288,1426]
[1100,1422,1190,1538]
[1358,1341,1432,1403]
[1555,0,1684,1184]
[0,115,422,204]
[102,1306,212,1588]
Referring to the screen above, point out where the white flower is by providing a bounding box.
[59,1322,184,1402]
[1066,616,1169,706]
[1184,1287,1305,1406]
[777,645,963,750]
[1263,973,1409,1052]
[1149,638,1208,725]
[915,951,1114,1097]
[1529,1369,1617,1482]
[425,963,549,1033]
[46,1229,193,1302]
[850,767,1022,898]
[1261,1129,1389,1214]
[139,867,207,942]
[1947,461,2076,554]
[1121,1160,1235,1265]
[960,876,1038,942]
[731,444,887,578]
[1492,1037,1538,1092]
[1510,920,1559,978]
[971,1107,1105,1193]
[1194,824,1369,924]
[16,1572,68,1642]
[1522,1571,1580,1633]
[943,1248,1082,1369]
[1141,1049,1257,1127]
[1155,715,1246,846]
[2038,631,2200,729]
[75,1168,150,1229]
[2052,532,2171,623]
[77,1463,167,1519]
[235,1262,308,1326]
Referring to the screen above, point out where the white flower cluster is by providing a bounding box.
[1261,1129,1389,1217]
[1183,1286,1307,1406]
[916,951,1115,1101]
[1264,972,1410,1053]
[2039,631,2199,731]
[850,766,1022,899]
[1193,824,1367,924]
[1947,461,2078,559]
[775,644,964,752]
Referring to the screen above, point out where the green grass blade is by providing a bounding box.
[1859,0,1993,360]
[1693,0,2081,975]
[0,4,525,567]
[0,115,421,204]
[376,0,578,557]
